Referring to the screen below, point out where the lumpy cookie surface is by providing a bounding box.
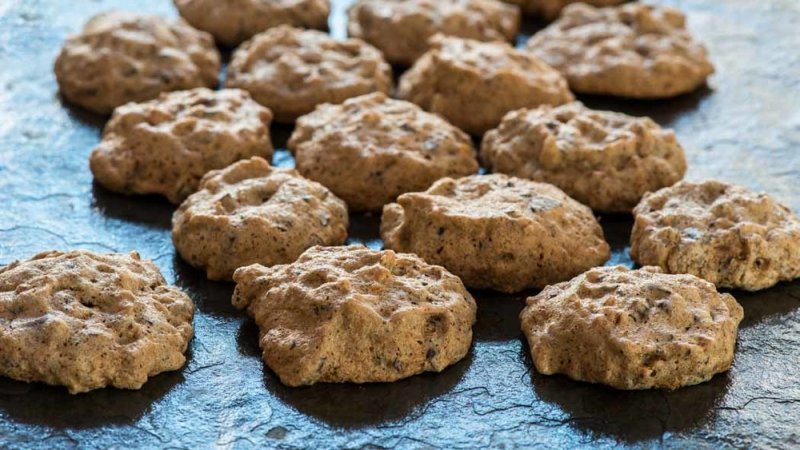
[503,0,625,20]
[232,245,477,386]
[381,174,610,293]
[520,266,743,390]
[90,88,273,204]
[398,35,572,135]
[348,0,520,66]
[631,180,800,291]
[0,251,194,394]
[288,93,479,212]
[527,3,714,98]
[54,11,220,114]
[172,157,348,281]
[481,102,687,212]
[175,0,330,46]
[225,26,392,122]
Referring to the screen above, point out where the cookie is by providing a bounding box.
[54,11,220,114]
[0,251,194,394]
[174,0,330,47]
[90,88,273,204]
[288,93,480,212]
[225,25,392,122]
[520,265,744,390]
[348,0,520,66]
[381,174,610,293]
[232,245,477,386]
[503,0,625,20]
[398,35,573,135]
[631,180,800,291]
[172,157,348,281]
[526,3,714,98]
[480,102,687,212]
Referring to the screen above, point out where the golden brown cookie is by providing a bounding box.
[90,88,273,204]
[174,0,330,46]
[503,0,625,20]
[288,93,480,212]
[54,11,220,114]
[480,102,687,212]
[631,180,800,291]
[348,0,520,66]
[526,3,714,98]
[232,245,477,386]
[225,25,392,122]
[172,157,348,281]
[520,265,744,390]
[398,35,573,135]
[0,250,194,394]
[381,174,610,293]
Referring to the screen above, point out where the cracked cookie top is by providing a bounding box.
[521,265,743,390]
[631,180,800,291]
[0,250,194,394]
[527,3,714,98]
[233,245,476,386]
[54,11,220,114]
[503,0,625,20]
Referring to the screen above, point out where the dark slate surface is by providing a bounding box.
[1,0,799,448]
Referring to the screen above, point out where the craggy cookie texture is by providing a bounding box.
[504,0,625,20]
[0,251,194,394]
[398,35,573,135]
[175,0,330,46]
[288,93,480,212]
[520,266,743,390]
[527,3,714,98]
[172,157,348,281]
[54,11,220,114]
[225,26,392,122]
[481,102,687,212]
[631,180,800,291]
[348,0,520,66]
[232,245,477,386]
[90,88,274,204]
[381,174,610,293]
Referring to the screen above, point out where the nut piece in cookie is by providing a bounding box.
[527,3,714,98]
[398,35,573,135]
[172,157,348,281]
[54,11,220,114]
[232,245,477,386]
[90,88,274,204]
[520,265,743,390]
[503,0,625,20]
[174,0,330,47]
[0,250,194,394]
[631,180,800,291]
[381,174,610,293]
[481,102,687,212]
[288,93,480,212]
[225,25,392,122]
[348,0,520,66]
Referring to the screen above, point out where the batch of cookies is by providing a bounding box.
[1,0,798,396]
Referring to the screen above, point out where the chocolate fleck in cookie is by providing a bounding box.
[631,180,800,291]
[520,265,743,390]
[174,0,330,47]
[0,251,194,394]
[288,93,480,212]
[503,0,625,20]
[381,174,610,293]
[225,25,392,122]
[527,3,714,98]
[398,35,573,135]
[232,245,477,386]
[348,0,520,66]
[481,102,687,212]
[90,88,273,204]
[54,11,220,114]
[172,157,348,281]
